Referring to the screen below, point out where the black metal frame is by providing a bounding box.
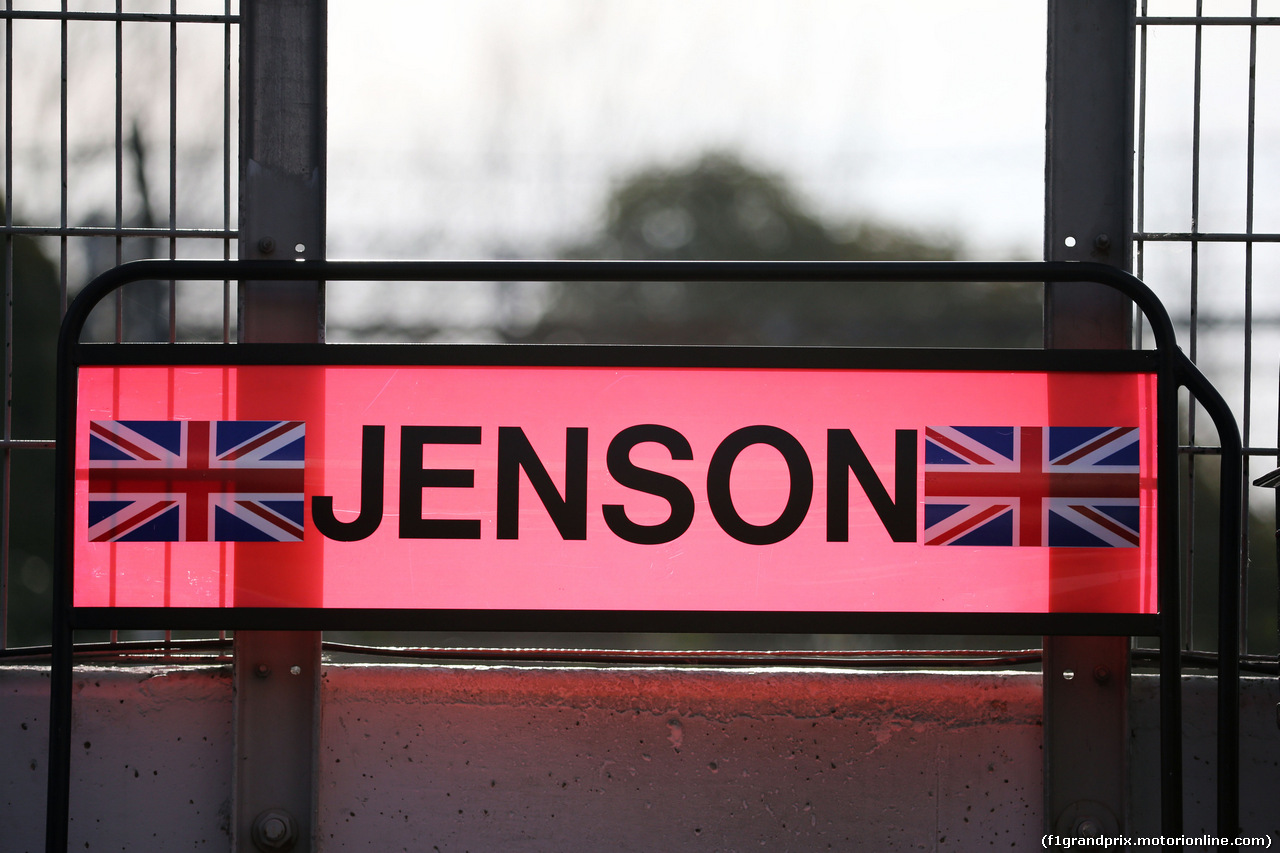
[46,259,1243,850]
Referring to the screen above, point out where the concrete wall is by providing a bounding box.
[2,665,1276,851]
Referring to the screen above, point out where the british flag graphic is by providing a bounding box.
[923,426,1140,547]
[87,420,306,542]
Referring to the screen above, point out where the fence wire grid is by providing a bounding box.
[1,2,1277,666]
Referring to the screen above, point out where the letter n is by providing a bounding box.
[827,429,917,542]
[497,427,588,539]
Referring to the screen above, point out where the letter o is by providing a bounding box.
[707,425,813,545]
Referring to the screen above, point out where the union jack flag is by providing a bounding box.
[87,420,306,542]
[923,426,1139,547]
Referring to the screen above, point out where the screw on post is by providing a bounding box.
[250,808,298,851]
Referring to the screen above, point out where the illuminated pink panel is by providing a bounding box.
[75,365,1157,614]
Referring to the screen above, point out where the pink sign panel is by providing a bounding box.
[74,364,1158,614]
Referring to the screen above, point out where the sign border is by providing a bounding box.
[69,342,1161,634]
[54,260,1205,647]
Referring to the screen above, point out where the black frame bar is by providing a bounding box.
[75,340,1158,372]
[46,259,1243,850]
[68,608,1161,637]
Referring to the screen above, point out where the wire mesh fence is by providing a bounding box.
[0,2,1275,665]
[2,1,238,650]
[1136,2,1280,658]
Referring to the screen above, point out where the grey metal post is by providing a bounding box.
[1043,0,1137,839]
[234,2,326,852]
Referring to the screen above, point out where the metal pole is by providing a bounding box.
[1043,0,1140,840]
[234,2,326,851]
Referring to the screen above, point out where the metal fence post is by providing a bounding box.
[1043,0,1139,839]
[234,2,326,852]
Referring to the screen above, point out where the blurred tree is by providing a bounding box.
[81,121,168,344]
[1,204,60,647]
[514,151,1041,347]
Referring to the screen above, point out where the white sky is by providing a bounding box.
[326,1,1049,261]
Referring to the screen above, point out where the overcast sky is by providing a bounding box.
[326,1,1049,261]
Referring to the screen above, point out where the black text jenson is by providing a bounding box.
[311,424,917,545]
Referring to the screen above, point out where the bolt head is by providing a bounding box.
[251,809,298,851]
[1074,816,1104,838]
[262,817,288,842]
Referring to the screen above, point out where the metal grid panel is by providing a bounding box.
[2,2,1273,667]
[1135,1,1279,657]
[0,2,238,650]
